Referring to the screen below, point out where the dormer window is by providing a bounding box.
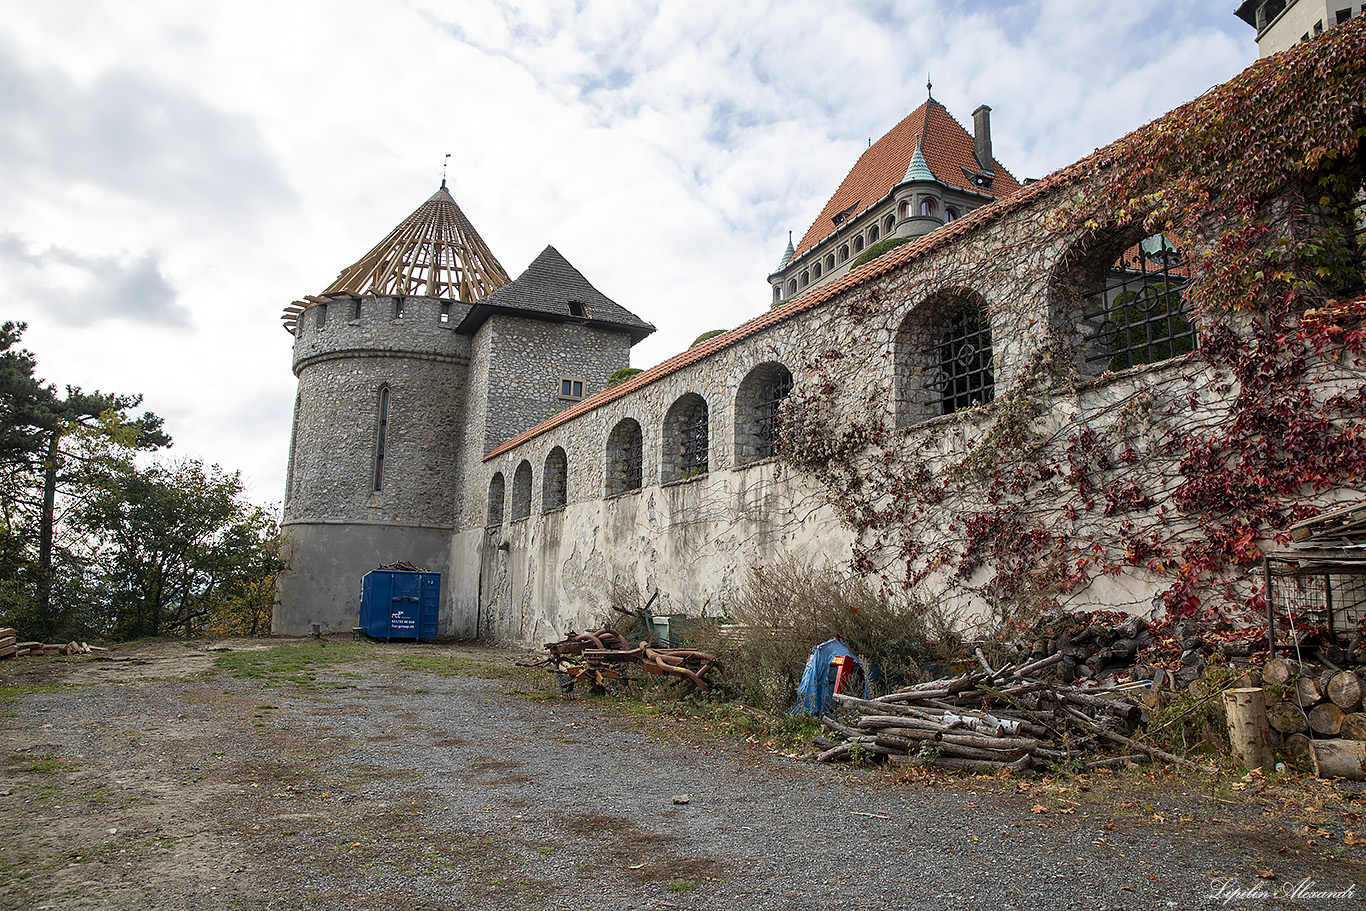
[568,300,588,318]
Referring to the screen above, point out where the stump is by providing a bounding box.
[1223,688,1275,771]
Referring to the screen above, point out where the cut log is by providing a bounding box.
[1262,658,1304,687]
[1266,701,1309,735]
[1222,688,1275,771]
[0,644,15,659]
[1342,713,1366,741]
[1328,671,1364,712]
[1310,739,1366,781]
[1282,733,1311,758]
[1309,702,1346,737]
[1295,675,1323,705]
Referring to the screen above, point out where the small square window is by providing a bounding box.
[559,378,584,400]
[1337,9,1351,24]
[439,302,450,324]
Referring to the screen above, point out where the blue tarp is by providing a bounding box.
[791,637,871,715]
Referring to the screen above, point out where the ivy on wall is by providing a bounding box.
[780,18,1366,631]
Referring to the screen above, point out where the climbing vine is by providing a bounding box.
[780,18,1366,632]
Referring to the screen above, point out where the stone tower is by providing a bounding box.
[275,182,510,635]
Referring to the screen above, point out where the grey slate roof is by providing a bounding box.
[455,245,655,345]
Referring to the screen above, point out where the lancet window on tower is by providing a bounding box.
[374,386,390,491]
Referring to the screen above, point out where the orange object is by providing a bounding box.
[830,655,854,695]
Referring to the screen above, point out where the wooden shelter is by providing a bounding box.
[282,182,511,333]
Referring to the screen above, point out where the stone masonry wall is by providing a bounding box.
[448,174,1364,644]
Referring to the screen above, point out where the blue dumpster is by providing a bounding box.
[359,570,440,641]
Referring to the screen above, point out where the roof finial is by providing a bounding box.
[927,73,933,100]
[441,152,451,189]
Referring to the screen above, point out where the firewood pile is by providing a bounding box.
[539,628,723,692]
[813,649,1216,774]
[0,629,107,659]
[1259,658,1366,777]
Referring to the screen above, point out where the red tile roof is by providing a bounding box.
[790,99,1022,260]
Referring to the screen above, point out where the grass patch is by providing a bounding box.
[214,643,371,689]
[667,878,697,892]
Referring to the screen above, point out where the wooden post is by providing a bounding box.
[1223,687,1275,771]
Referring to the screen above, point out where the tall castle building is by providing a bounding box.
[276,183,652,634]
[768,89,1021,305]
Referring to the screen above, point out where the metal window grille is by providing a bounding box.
[929,305,994,414]
[1088,235,1196,371]
[1265,555,1366,650]
[680,411,708,474]
[756,372,793,458]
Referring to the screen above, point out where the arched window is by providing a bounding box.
[800,270,809,288]
[662,394,709,481]
[787,279,798,295]
[735,362,794,463]
[945,207,959,223]
[511,460,532,520]
[920,198,937,218]
[933,305,994,414]
[825,254,836,271]
[813,262,823,279]
[487,473,505,526]
[542,447,567,512]
[373,385,390,491]
[838,244,849,263]
[884,214,896,235]
[1091,234,1196,372]
[894,292,995,425]
[869,225,880,242]
[898,200,912,220]
[853,236,865,254]
[605,418,643,496]
[773,285,782,303]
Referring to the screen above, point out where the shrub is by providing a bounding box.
[691,329,727,347]
[703,556,960,714]
[606,367,642,387]
[849,236,912,270]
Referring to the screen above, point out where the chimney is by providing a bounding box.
[972,104,993,173]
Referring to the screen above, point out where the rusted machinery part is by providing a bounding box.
[583,645,648,662]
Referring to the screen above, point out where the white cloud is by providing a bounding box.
[0,233,187,327]
[0,0,1259,502]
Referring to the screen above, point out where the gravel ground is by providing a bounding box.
[2,637,1364,910]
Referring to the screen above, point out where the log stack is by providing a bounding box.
[812,656,1215,774]
[1262,658,1366,779]
[0,632,105,659]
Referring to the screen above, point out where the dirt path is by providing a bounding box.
[2,637,1363,910]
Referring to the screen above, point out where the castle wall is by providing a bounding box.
[446,176,1364,644]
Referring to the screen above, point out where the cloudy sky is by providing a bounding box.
[1,0,1256,503]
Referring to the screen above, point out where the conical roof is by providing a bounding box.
[456,245,655,345]
[282,182,511,332]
